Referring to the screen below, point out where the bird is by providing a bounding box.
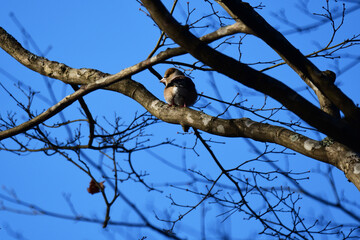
[160,68,197,107]
[160,68,198,132]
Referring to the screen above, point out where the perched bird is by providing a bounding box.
[160,68,198,132]
[160,68,197,107]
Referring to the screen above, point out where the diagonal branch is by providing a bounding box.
[70,84,96,146]
[140,0,360,152]
[215,0,360,125]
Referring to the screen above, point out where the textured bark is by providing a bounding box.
[314,71,340,118]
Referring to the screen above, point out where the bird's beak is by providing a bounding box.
[160,78,166,84]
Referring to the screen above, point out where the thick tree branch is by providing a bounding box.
[216,0,360,125]
[140,0,360,152]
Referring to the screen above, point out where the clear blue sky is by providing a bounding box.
[1,1,360,239]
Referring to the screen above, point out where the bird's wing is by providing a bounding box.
[165,76,196,90]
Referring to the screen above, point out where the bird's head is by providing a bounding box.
[160,68,184,85]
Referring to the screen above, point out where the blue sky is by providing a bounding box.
[1,1,360,239]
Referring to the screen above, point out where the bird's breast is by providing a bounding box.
[164,86,177,104]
